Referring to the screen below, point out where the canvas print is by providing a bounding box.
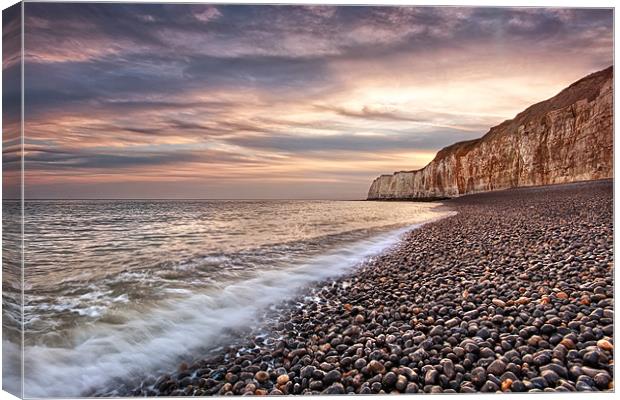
[1,2,614,398]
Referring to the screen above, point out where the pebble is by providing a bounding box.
[322,383,345,394]
[429,326,444,337]
[510,380,526,392]
[354,358,367,370]
[367,360,385,375]
[492,298,506,307]
[583,351,602,367]
[300,365,314,379]
[395,375,408,391]
[471,367,487,387]
[481,381,499,392]
[276,375,289,385]
[597,339,613,351]
[254,371,269,383]
[533,350,552,366]
[576,381,593,391]
[445,318,460,328]
[560,338,576,349]
[593,373,611,389]
[440,359,455,379]
[424,369,438,385]
[405,383,419,393]
[516,296,530,305]
[382,372,397,388]
[323,370,341,385]
[478,328,491,340]
[486,359,506,376]
[540,363,568,378]
[541,370,560,385]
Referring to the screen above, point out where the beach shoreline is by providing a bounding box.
[133,179,613,396]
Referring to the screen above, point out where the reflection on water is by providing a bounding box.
[2,200,23,397]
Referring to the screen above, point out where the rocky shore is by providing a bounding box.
[135,179,613,395]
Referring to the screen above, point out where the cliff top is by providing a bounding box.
[424,66,613,168]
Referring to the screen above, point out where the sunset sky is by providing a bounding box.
[3,4,613,199]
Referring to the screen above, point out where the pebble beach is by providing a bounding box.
[136,179,613,395]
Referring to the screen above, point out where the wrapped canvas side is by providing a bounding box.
[2,2,23,398]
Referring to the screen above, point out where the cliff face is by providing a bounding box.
[368,66,613,200]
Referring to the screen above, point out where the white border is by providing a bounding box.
[0,1,616,400]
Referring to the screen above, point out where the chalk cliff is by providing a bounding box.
[367,66,613,200]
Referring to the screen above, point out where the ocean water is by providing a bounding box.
[4,200,454,397]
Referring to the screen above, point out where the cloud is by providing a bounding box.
[2,4,22,69]
[313,104,490,132]
[182,54,333,90]
[23,145,259,172]
[193,6,222,22]
[226,129,481,154]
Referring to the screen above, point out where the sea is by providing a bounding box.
[2,199,454,397]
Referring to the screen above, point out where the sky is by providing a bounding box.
[2,4,614,199]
